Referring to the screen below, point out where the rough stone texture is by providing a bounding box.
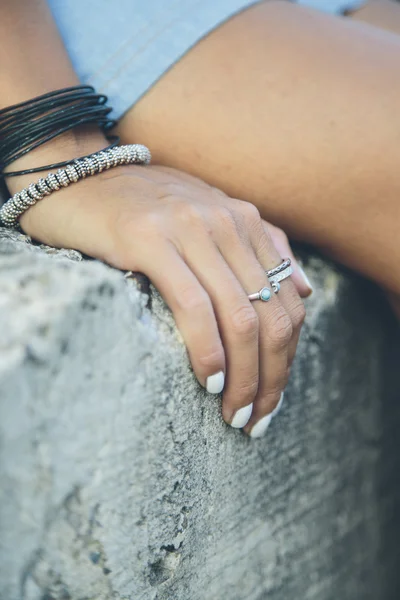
[1,226,400,600]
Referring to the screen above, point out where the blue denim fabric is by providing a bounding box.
[48,0,367,118]
[297,0,365,12]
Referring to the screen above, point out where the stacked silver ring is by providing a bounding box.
[0,144,151,228]
[267,259,293,294]
[266,258,291,280]
[248,258,293,302]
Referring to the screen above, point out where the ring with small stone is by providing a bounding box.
[248,286,272,303]
[268,265,293,293]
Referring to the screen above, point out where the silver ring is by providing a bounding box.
[248,286,272,303]
[266,258,291,279]
[268,265,293,293]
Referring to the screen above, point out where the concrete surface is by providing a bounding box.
[0,227,400,600]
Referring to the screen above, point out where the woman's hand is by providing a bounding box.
[14,163,310,436]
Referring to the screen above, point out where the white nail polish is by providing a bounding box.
[206,371,225,394]
[250,414,273,438]
[271,392,284,418]
[298,265,314,294]
[230,403,253,429]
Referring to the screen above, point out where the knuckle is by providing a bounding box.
[268,309,293,349]
[211,185,228,198]
[163,182,187,197]
[229,304,259,339]
[176,202,208,230]
[291,301,306,329]
[260,372,290,403]
[212,206,238,235]
[266,367,290,394]
[176,283,210,314]
[236,377,259,405]
[197,347,225,372]
[261,385,287,410]
[140,211,165,234]
[239,202,264,238]
[237,200,261,223]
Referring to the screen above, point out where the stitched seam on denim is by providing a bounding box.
[97,0,258,92]
[96,0,207,91]
[87,0,188,83]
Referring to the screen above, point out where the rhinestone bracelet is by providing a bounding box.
[0,144,151,229]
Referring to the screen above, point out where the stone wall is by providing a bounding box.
[1,227,400,600]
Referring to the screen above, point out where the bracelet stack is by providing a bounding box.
[0,144,151,228]
[0,85,116,174]
[0,85,152,229]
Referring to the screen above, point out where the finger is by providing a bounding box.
[138,240,226,394]
[244,210,306,433]
[208,205,292,433]
[222,203,300,436]
[258,220,306,367]
[175,214,260,429]
[263,221,313,298]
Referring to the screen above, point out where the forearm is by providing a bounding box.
[0,0,107,188]
[0,0,79,106]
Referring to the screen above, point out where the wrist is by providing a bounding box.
[4,125,109,195]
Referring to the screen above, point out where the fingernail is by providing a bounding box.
[230,403,253,428]
[250,413,273,438]
[206,371,225,394]
[271,392,284,418]
[298,265,313,296]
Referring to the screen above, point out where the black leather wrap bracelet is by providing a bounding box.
[0,85,118,177]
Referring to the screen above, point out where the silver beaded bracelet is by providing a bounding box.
[0,144,151,229]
